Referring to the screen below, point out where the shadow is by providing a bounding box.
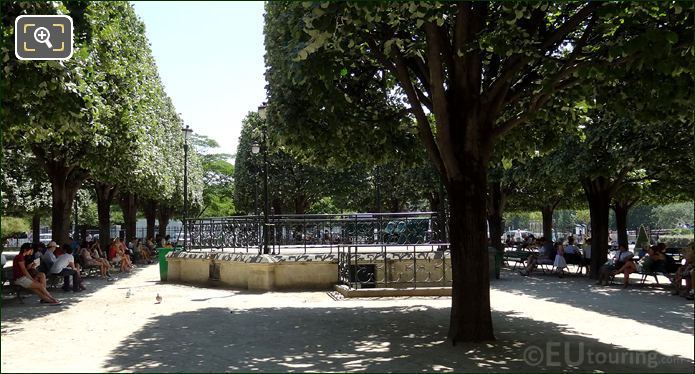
[104,306,692,373]
[495,268,694,334]
[190,294,236,302]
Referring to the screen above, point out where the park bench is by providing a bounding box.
[1,266,29,303]
[503,250,530,270]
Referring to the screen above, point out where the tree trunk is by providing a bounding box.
[143,199,158,240]
[118,192,138,241]
[32,212,41,245]
[95,182,117,250]
[448,166,494,343]
[158,205,172,239]
[613,201,630,249]
[583,178,612,279]
[294,195,308,214]
[49,177,81,244]
[271,199,283,216]
[32,149,87,245]
[541,205,554,241]
[486,181,506,279]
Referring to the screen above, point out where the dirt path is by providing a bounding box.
[2,265,692,372]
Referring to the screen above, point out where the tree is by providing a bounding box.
[265,2,692,342]
[192,134,235,217]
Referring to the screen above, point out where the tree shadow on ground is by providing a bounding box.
[104,306,692,373]
[494,268,694,334]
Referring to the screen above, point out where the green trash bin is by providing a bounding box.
[158,247,175,281]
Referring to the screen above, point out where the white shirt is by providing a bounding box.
[50,254,74,274]
[0,254,6,267]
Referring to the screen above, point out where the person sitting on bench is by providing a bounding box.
[50,244,85,292]
[597,244,634,287]
[672,245,693,299]
[519,238,555,276]
[12,244,59,304]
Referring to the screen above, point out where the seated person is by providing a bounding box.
[519,238,555,276]
[563,237,582,265]
[597,244,634,287]
[672,245,693,298]
[79,245,112,279]
[12,244,59,304]
[505,235,514,248]
[553,243,568,277]
[109,238,132,273]
[639,245,666,274]
[50,244,85,292]
[90,241,105,259]
[146,237,157,256]
[134,239,152,264]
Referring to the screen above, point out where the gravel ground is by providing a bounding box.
[1,265,692,372]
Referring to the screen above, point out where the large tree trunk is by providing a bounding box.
[486,180,506,279]
[613,200,632,249]
[158,205,172,239]
[48,174,83,244]
[95,182,117,250]
[118,192,138,241]
[448,166,494,343]
[541,205,554,241]
[614,206,628,248]
[583,178,612,278]
[143,199,158,240]
[31,211,41,245]
[32,148,87,245]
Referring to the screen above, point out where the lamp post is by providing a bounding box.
[257,104,270,255]
[182,122,193,250]
[251,142,260,216]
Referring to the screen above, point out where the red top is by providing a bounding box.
[108,245,117,260]
[12,255,27,280]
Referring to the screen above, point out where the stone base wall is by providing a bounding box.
[165,252,339,291]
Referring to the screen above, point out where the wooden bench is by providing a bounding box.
[2,267,29,303]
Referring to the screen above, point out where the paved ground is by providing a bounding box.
[1,265,692,372]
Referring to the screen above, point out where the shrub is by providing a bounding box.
[1,216,30,239]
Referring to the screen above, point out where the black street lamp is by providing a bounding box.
[257,104,270,255]
[251,142,260,216]
[181,121,193,250]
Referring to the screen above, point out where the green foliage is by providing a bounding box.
[651,203,694,229]
[307,197,340,214]
[635,225,649,250]
[1,217,30,239]
[191,134,235,217]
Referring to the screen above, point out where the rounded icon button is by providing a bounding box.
[523,345,544,367]
[33,26,53,48]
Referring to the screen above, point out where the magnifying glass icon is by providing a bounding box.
[33,27,53,49]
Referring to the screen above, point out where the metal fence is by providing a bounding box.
[337,243,452,289]
[185,212,447,254]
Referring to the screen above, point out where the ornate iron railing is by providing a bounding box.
[337,244,452,289]
[185,212,447,254]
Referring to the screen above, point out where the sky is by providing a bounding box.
[132,1,267,158]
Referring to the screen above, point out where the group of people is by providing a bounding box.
[511,234,693,298]
[6,234,168,305]
[517,236,587,278]
[597,242,693,298]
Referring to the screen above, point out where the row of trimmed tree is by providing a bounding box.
[1,1,203,249]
